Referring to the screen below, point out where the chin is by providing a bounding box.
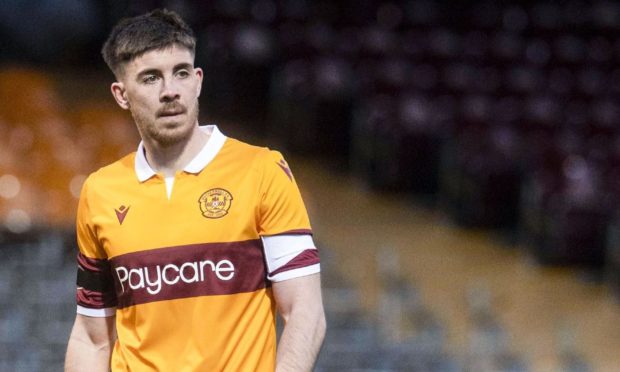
[150,124,194,147]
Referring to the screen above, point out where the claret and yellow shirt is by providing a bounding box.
[75,125,320,371]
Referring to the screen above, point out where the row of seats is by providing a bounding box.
[316,247,593,371]
[202,18,620,62]
[0,234,74,371]
[317,249,532,371]
[185,0,620,31]
[269,57,620,99]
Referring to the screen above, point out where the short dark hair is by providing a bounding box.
[101,9,196,77]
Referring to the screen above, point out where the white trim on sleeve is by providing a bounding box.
[77,305,116,317]
[261,234,316,274]
[269,263,321,282]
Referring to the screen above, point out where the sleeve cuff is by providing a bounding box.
[261,234,317,273]
[77,305,116,317]
[269,263,321,282]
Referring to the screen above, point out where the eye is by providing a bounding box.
[142,75,158,84]
[176,69,190,79]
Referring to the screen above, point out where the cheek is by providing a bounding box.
[184,80,200,98]
[129,94,157,110]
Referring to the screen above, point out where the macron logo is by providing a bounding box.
[277,159,293,181]
[115,205,130,225]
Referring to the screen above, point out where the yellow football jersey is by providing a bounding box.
[75,125,320,371]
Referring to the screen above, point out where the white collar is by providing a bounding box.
[134,125,227,182]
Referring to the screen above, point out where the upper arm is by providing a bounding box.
[65,314,116,372]
[69,314,116,347]
[272,273,324,321]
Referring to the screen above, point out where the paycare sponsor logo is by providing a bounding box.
[115,259,235,295]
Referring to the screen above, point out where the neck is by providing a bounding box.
[142,124,210,177]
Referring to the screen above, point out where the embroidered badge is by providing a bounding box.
[198,188,233,218]
[115,205,130,225]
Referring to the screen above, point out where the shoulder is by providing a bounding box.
[217,138,294,190]
[83,152,136,194]
[222,137,269,157]
[219,137,284,169]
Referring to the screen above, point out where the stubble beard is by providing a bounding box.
[132,100,200,148]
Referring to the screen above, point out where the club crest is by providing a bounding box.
[198,188,233,219]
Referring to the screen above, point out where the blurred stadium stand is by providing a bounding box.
[2,0,620,371]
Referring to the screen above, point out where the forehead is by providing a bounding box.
[124,44,194,75]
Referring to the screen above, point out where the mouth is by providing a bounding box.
[158,111,185,117]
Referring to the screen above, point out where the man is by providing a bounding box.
[65,9,325,372]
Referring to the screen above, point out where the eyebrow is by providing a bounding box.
[173,63,193,72]
[135,63,194,80]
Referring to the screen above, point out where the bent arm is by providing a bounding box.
[65,314,116,372]
[273,273,326,372]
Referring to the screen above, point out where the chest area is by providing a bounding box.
[92,171,260,258]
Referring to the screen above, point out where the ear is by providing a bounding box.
[111,82,130,110]
[194,67,203,98]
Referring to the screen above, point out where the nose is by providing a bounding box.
[159,78,180,102]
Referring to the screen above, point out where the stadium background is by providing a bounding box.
[1,0,620,371]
